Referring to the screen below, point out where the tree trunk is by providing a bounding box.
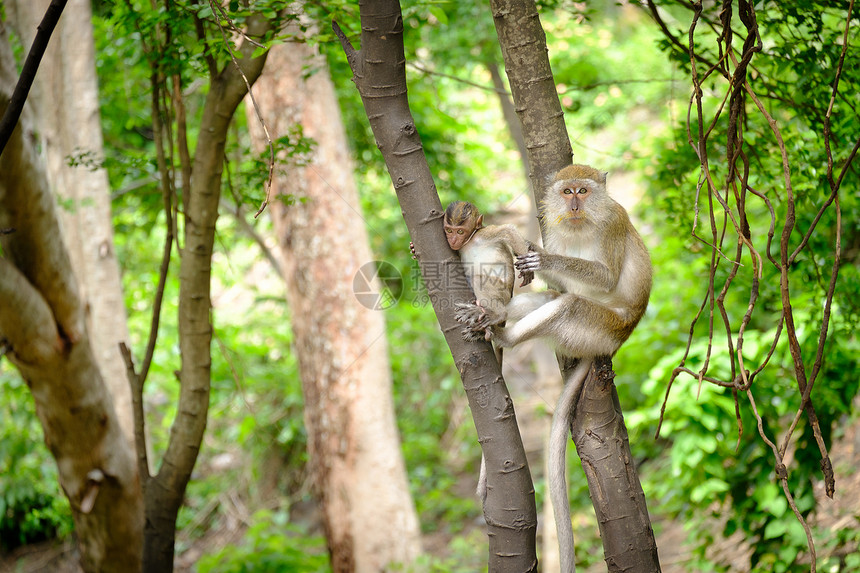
[572,359,660,571]
[335,2,539,571]
[140,15,272,572]
[9,0,134,446]
[487,0,572,210]
[246,34,423,572]
[489,1,661,570]
[0,26,143,573]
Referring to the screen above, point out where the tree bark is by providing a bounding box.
[489,1,661,570]
[572,359,660,571]
[487,0,572,211]
[140,14,273,572]
[335,3,538,571]
[245,32,423,571]
[10,0,134,446]
[0,26,143,573]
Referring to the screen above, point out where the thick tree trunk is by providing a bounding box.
[10,0,134,445]
[140,15,272,572]
[335,2,539,571]
[0,26,143,573]
[571,360,660,571]
[246,35,423,572]
[487,0,572,210]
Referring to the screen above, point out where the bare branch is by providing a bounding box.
[0,0,68,153]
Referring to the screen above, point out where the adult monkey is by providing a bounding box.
[457,164,652,573]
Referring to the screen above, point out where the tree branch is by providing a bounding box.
[0,0,67,154]
[334,4,539,569]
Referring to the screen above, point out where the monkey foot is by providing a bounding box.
[461,327,487,343]
[454,302,489,329]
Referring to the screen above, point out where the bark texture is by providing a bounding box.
[140,15,272,571]
[489,2,661,570]
[488,0,572,210]
[571,360,660,571]
[10,0,134,445]
[335,2,538,570]
[246,34,423,571]
[0,25,143,573]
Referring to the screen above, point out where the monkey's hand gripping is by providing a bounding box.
[455,301,502,342]
[515,248,543,275]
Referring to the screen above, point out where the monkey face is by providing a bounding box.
[444,223,474,250]
[562,185,591,212]
[544,165,608,227]
[551,183,594,224]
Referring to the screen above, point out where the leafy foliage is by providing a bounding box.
[2,0,859,570]
[0,369,73,551]
[618,1,860,569]
[196,511,330,573]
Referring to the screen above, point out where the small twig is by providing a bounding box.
[222,158,285,281]
[745,389,817,568]
[208,1,267,48]
[207,0,275,218]
[118,342,151,489]
[408,61,505,94]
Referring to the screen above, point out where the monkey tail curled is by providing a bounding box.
[549,359,592,573]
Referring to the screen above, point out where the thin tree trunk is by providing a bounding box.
[0,26,143,573]
[10,0,134,445]
[140,14,273,571]
[246,34,423,571]
[334,2,539,570]
[572,359,661,570]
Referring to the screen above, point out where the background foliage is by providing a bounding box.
[1,0,858,571]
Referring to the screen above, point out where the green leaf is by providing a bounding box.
[763,519,787,540]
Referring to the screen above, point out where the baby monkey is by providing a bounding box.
[443,200,534,346]
[440,201,534,503]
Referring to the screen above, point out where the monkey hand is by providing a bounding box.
[409,241,418,260]
[515,250,543,274]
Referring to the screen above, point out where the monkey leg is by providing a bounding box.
[493,294,626,358]
[505,290,561,321]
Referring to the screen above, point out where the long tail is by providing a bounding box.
[548,359,592,573]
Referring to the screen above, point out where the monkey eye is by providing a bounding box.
[562,187,573,194]
[457,229,465,235]
[577,187,588,194]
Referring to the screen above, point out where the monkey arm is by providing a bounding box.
[516,248,619,293]
[492,224,535,286]
[494,224,531,256]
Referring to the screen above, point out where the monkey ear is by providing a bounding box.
[476,214,484,228]
[601,171,608,184]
